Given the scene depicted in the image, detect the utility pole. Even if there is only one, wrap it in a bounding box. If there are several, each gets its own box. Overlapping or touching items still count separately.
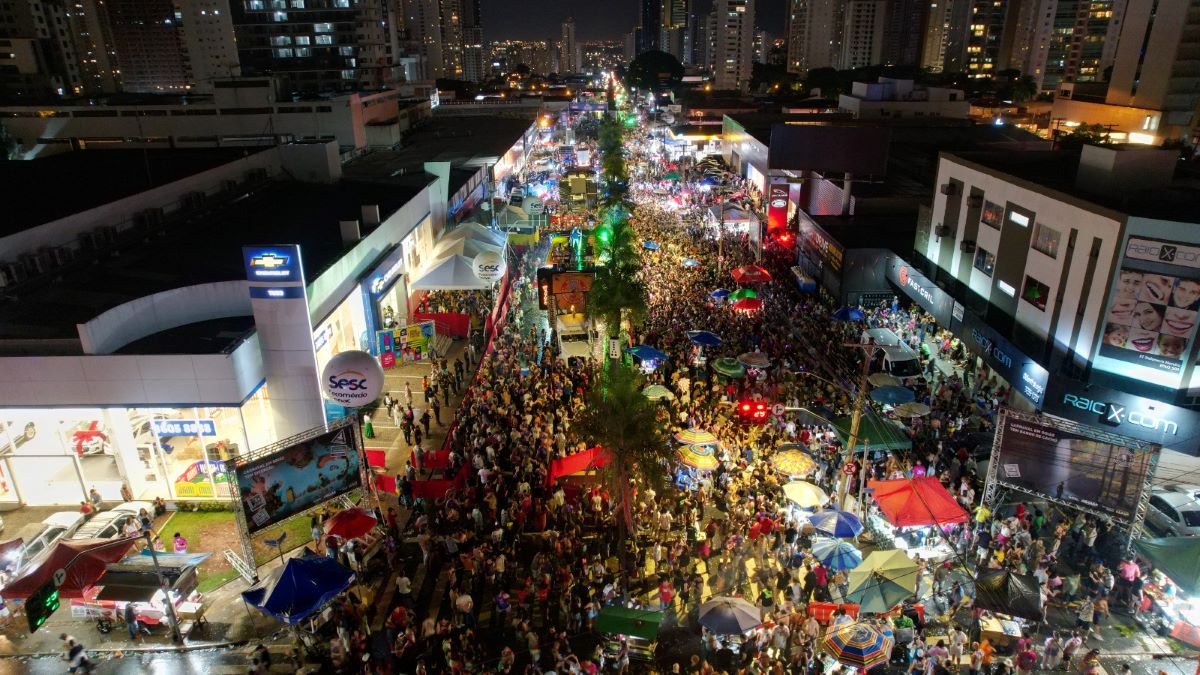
[838,340,880,510]
[143,531,184,643]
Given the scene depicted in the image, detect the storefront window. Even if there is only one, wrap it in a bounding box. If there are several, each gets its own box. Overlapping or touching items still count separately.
[1031,222,1061,258]
[973,247,996,276]
[128,406,251,500]
[0,410,123,506]
[1022,275,1050,311]
[313,291,370,376]
[980,201,1003,228]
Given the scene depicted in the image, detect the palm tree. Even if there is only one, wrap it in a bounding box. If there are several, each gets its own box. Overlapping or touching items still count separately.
[573,365,672,580]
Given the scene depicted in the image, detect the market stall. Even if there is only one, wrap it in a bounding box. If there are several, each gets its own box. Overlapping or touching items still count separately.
[73,553,208,636]
[1133,536,1200,645]
[595,606,662,663]
[864,478,968,560]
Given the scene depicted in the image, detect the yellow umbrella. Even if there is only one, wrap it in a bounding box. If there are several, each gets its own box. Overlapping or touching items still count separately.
[677,445,720,471]
[846,550,920,613]
[772,450,817,477]
[782,481,828,508]
[675,428,719,445]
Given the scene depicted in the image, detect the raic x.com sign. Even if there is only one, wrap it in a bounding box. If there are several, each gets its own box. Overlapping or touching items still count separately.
[1043,379,1200,450]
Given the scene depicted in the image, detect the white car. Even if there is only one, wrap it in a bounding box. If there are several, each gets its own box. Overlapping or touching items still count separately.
[10,512,87,572]
[71,501,153,541]
[1146,488,1200,536]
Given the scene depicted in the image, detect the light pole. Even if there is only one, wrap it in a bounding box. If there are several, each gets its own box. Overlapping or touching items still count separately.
[142,530,183,643]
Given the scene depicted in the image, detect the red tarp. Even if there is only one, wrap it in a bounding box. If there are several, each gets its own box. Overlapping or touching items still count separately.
[375,474,396,495]
[420,449,451,471]
[547,447,612,486]
[365,450,386,468]
[3,537,136,599]
[867,477,968,527]
[413,312,470,338]
[410,463,470,500]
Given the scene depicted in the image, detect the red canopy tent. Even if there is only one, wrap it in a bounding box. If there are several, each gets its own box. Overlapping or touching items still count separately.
[2,537,136,599]
[867,478,968,527]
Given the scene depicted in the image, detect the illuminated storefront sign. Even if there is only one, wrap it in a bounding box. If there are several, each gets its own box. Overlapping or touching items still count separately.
[1043,379,1200,450]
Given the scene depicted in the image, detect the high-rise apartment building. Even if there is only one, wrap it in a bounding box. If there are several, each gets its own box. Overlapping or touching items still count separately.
[840,0,887,69]
[944,0,1026,76]
[104,0,238,94]
[461,0,485,82]
[561,18,578,72]
[920,0,957,71]
[786,0,845,74]
[753,29,770,63]
[1021,0,1121,91]
[232,0,399,94]
[402,0,444,80]
[881,0,928,66]
[106,0,191,93]
[712,0,754,91]
[1104,0,1200,138]
[639,0,662,53]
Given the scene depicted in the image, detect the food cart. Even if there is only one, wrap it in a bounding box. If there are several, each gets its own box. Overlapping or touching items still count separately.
[69,553,207,636]
[1133,537,1200,646]
[594,606,662,667]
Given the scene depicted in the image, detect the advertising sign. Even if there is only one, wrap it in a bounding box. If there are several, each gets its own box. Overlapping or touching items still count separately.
[1097,237,1200,386]
[767,183,789,233]
[1043,379,1200,451]
[958,312,1048,408]
[886,256,955,327]
[798,218,844,273]
[321,350,385,408]
[152,419,217,437]
[242,246,302,283]
[233,426,362,533]
[995,417,1152,521]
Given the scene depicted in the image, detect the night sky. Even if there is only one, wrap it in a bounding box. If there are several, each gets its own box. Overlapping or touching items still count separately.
[483,0,788,42]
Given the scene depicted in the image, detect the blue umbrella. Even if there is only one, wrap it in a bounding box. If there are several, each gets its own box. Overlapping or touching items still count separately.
[682,258,701,268]
[870,386,916,406]
[687,330,724,347]
[643,240,661,250]
[710,288,732,299]
[699,176,719,187]
[811,537,864,571]
[809,508,865,538]
[627,344,669,363]
[832,307,866,322]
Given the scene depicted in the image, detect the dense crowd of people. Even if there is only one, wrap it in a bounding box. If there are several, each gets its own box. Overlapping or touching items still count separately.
[292,108,1153,675]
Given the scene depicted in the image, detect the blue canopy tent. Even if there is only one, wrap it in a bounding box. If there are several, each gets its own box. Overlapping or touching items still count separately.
[242,554,355,625]
[687,330,724,347]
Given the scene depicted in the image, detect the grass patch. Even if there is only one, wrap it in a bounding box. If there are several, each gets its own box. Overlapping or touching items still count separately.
[157,511,241,593]
[196,568,240,594]
[250,515,315,566]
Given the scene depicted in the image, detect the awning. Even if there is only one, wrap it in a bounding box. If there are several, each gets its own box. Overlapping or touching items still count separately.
[1134,537,1200,595]
[431,236,502,261]
[441,222,507,248]
[594,606,663,640]
[94,566,198,602]
[831,412,912,452]
[867,477,969,527]
[410,255,492,291]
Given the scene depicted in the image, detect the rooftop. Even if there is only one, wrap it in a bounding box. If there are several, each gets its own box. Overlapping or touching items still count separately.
[0,178,426,343]
[811,213,921,259]
[948,149,1200,222]
[342,113,535,192]
[0,148,267,234]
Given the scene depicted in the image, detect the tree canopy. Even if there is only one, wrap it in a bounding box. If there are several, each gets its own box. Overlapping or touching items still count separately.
[626,50,684,92]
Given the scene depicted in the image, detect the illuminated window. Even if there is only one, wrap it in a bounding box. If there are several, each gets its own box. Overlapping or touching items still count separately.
[973,247,996,276]
[1031,223,1061,258]
[1022,276,1050,311]
[980,200,1003,228]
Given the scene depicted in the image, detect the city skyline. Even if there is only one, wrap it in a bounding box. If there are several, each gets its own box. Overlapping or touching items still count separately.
[484,0,790,41]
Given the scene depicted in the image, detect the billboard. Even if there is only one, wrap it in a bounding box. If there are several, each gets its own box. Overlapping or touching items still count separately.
[995,417,1152,521]
[233,426,363,533]
[767,125,891,174]
[1096,237,1200,387]
[1042,378,1200,451]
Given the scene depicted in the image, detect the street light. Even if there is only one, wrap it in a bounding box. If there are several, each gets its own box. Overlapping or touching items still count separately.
[142,530,184,643]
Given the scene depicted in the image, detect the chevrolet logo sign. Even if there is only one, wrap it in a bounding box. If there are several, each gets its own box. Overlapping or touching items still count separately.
[250,253,289,269]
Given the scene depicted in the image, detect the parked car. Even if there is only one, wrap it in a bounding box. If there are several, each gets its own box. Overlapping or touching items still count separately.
[10,511,87,572]
[70,501,153,541]
[1146,488,1200,536]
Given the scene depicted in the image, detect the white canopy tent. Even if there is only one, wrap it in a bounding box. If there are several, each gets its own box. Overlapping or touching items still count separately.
[441,222,507,248]
[431,236,503,261]
[409,255,492,291]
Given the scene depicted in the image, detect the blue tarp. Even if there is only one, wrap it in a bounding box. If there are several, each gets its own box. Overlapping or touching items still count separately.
[242,554,355,625]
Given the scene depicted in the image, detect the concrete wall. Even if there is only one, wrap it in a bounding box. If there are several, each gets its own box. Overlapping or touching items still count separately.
[77,281,251,355]
[926,154,1126,365]
[0,335,264,407]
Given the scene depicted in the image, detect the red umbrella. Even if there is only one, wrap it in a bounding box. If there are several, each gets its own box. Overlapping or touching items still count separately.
[2,537,136,599]
[731,265,772,284]
[323,508,378,540]
[732,297,763,312]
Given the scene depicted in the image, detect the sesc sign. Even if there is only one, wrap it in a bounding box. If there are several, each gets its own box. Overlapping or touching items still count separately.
[321,350,385,408]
